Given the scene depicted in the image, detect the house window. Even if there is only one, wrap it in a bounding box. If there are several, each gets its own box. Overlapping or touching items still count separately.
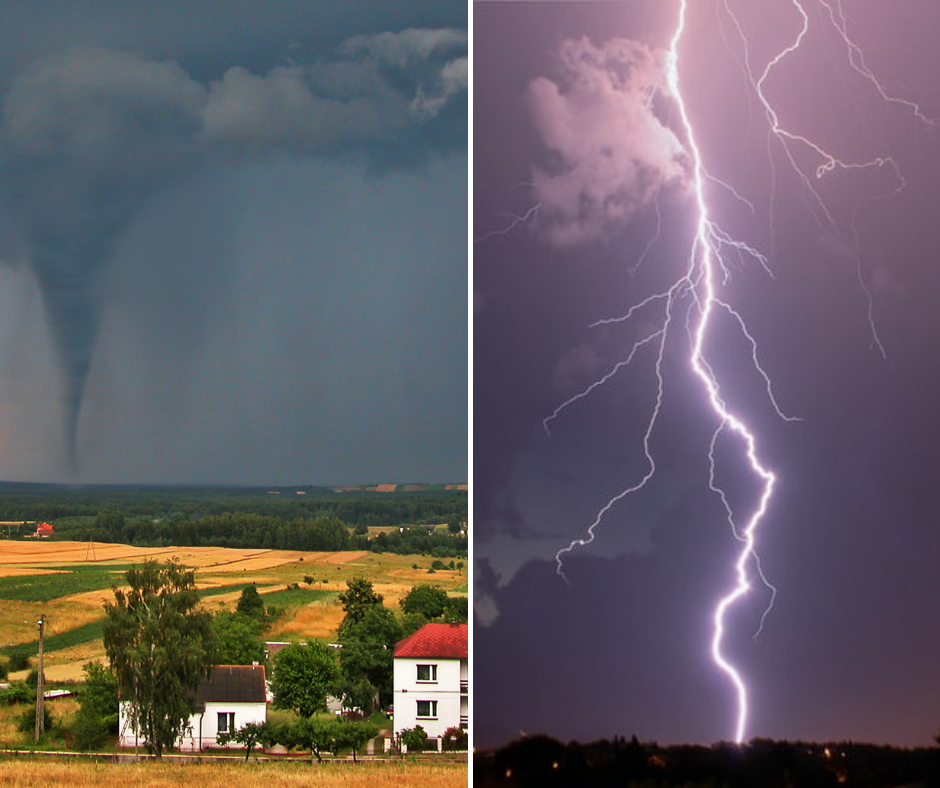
[416,664,437,682]
[218,712,236,733]
[416,700,438,719]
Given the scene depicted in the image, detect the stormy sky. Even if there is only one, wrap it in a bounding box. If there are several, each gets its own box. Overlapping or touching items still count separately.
[0,0,467,485]
[475,0,940,747]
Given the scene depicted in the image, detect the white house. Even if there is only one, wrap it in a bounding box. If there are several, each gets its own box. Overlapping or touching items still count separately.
[393,622,468,741]
[119,664,267,751]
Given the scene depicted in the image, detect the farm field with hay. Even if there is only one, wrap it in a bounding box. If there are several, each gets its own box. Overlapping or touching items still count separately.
[0,757,468,788]
[0,540,466,684]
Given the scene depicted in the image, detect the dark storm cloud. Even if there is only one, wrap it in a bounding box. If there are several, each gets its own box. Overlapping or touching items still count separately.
[0,2,466,484]
[0,20,466,473]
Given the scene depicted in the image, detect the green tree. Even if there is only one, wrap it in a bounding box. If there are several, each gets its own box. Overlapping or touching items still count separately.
[337,676,377,716]
[337,577,383,626]
[217,721,269,760]
[235,585,265,618]
[400,585,448,619]
[212,611,265,665]
[442,596,469,624]
[71,660,119,750]
[399,611,428,638]
[338,605,402,696]
[71,709,108,751]
[291,716,340,762]
[331,718,380,762]
[103,560,216,759]
[95,508,125,535]
[270,641,339,718]
[447,519,461,534]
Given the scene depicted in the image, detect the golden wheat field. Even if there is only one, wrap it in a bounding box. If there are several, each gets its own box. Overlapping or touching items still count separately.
[0,540,467,683]
[0,758,468,788]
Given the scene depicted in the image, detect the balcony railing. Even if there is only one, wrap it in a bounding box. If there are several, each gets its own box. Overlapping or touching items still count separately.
[460,715,468,728]
[460,680,468,694]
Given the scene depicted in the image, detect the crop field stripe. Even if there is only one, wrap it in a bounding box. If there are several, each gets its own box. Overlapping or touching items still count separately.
[0,571,126,603]
[255,588,338,607]
[197,583,262,599]
[1,618,105,657]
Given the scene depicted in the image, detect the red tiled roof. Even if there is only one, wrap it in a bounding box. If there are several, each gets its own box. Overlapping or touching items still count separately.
[36,523,54,533]
[394,623,467,659]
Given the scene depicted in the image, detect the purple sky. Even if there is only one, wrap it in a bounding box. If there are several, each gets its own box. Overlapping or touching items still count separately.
[474,0,940,747]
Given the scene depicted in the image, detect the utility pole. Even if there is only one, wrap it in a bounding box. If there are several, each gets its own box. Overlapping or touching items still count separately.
[34,614,45,743]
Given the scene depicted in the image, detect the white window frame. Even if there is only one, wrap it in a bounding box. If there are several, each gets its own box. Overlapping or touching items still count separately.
[218,711,236,733]
[416,700,438,719]
[416,663,438,683]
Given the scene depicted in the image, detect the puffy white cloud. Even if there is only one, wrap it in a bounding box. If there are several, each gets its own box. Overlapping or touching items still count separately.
[411,56,468,120]
[202,29,467,151]
[338,27,467,68]
[527,36,687,246]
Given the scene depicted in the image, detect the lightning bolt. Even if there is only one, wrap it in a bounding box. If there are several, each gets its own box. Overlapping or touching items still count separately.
[549,0,933,744]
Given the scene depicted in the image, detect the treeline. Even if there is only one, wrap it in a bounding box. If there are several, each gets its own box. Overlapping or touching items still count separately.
[51,511,467,557]
[0,485,466,529]
[475,735,940,787]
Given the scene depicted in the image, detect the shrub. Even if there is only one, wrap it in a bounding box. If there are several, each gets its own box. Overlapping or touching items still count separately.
[70,708,108,750]
[0,682,32,705]
[17,704,53,736]
[8,651,31,672]
[398,725,427,753]
[442,725,467,751]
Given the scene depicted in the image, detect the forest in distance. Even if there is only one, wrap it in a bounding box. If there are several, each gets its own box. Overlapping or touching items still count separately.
[476,734,940,787]
[0,483,467,557]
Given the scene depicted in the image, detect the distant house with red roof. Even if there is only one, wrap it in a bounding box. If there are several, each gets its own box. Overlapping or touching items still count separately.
[393,622,468,741]
[35,523,54,538]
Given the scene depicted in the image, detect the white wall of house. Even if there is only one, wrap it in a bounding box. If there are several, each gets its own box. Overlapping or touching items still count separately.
[119,700,266,751]
[393,656,467,739]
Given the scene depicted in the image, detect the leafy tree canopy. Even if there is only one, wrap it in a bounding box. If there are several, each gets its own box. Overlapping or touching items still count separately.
[337,577,383,626]
[400,585,449,619]
[337,676,377,716]
[71,660,120,751]
[270,640,339,718]
[338,605,402,694]
[103,560,216,758]
[217,721,268,760]
[235,585,265,619]
[212,611,265,665]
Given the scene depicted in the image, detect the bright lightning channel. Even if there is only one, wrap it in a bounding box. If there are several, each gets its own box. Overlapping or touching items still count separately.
[553,0,782,744]
[551,0,933,744]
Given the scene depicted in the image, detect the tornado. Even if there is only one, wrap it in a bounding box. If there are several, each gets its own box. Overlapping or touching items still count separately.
[0,48,207,471]
[0,36,466,473]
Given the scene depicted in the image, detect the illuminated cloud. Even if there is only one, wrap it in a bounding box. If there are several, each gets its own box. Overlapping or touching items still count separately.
[526,36,687,246]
